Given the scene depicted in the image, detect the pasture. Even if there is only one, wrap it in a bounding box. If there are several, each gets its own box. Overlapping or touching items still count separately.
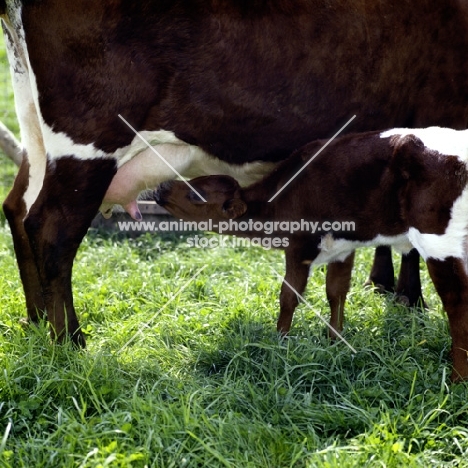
[1,33,468,468]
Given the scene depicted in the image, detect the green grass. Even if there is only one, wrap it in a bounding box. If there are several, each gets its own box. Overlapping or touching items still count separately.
[1,27,468,468]
[0,227,467,467]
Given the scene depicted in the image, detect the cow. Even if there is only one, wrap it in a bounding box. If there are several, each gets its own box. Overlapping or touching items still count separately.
[1,1,468,348]
[154,127,468,381]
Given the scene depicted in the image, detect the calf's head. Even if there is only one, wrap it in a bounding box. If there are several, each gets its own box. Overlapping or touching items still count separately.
[154,175,248,222]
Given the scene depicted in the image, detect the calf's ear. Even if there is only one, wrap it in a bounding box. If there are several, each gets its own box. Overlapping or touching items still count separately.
[221,198,247,219]
[391,134,426,180]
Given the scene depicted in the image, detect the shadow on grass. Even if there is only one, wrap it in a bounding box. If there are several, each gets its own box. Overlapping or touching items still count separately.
[4,302,468,467]
[193,290,453,393]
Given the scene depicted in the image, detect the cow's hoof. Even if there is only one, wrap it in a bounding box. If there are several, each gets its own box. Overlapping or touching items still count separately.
[395,294,410,307]
[71,330,87,349]
[364,280,391,295]
[54,327,86,349]
[375,282,389,294]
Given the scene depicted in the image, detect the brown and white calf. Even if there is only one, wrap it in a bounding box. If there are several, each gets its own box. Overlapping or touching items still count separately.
[2,1,468,346]
[154,127,468,382]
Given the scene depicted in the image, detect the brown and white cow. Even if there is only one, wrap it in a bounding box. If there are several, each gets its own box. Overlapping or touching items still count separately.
[154,127,468,381]
[1,1,468,347]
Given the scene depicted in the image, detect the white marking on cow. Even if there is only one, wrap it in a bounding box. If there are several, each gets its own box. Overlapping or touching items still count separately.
[313,233,413,266]
[380,127,468,161]
[116,129,185,167]
[43,120,275,185]
[39,119,184,164]
[42,126,108,161]
[408,186,468,262]
[2,12,47,215]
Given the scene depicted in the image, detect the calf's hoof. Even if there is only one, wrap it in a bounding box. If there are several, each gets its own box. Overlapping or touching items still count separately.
[395,293,427,309]
[451,368,468,383]
[450,347,468,383]
[327,329,340,342]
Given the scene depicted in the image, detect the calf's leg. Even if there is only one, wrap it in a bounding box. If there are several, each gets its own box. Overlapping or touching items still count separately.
[396,249,426,307]
[368,246,395,293]
[426,257,468,382]
[326,252,354,340]
[277,249,311,334]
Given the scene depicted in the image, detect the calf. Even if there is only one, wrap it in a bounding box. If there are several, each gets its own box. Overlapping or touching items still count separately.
[154,127,468,382]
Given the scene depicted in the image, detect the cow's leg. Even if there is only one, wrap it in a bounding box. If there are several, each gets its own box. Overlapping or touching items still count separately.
[367,247,425,307]
[19,157,116,346]
[425,257,468,382]
[367,246,395,293]
[3,158,45,322]
[396,248,426,307]
[326,252,354,340]
[277,249,311,335]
